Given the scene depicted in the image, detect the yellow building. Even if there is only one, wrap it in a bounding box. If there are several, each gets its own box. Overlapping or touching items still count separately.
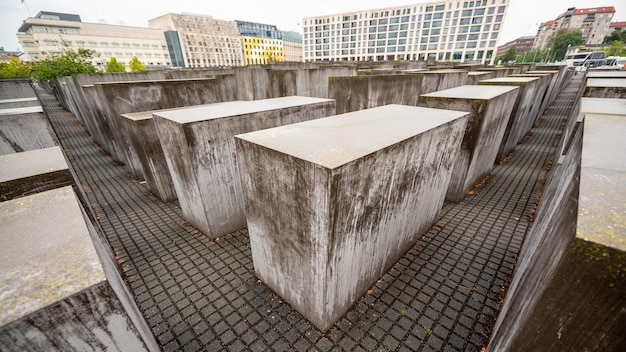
[243,37,284,65]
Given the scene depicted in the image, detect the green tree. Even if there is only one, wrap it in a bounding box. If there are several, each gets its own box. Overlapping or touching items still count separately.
[32,47,97,87]
[603,28,626,45]
[129,56,146,71]
[500,46,517,63]
[516,48,548,63]
[546,28,584,61]
[602,40,626,57]
[0,56,33,78]
[105,57,126,72]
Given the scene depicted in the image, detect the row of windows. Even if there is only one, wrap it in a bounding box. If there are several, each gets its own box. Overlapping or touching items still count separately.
[308,48,495,60]
[309,38,497,51]
[37,26,80,35]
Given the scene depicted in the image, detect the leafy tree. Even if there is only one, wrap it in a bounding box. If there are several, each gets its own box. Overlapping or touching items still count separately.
[602,40,626,57]
[546,28,584,61]
[32,47,97,87]
[105,57,126,72]
[515,48,548,63]
[603,28,626,45]
[0,56,33,78]
[500,46,517,63]
[129,56,146,71]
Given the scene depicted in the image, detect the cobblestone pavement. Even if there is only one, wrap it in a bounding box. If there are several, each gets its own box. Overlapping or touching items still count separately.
[35,73,583,351]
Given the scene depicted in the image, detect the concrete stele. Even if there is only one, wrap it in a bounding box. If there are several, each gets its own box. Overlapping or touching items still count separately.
[478,76,542,161]
[421,85,520,202]
[153,96,336,238]
[0,186,106,326]
[235,104,469,331]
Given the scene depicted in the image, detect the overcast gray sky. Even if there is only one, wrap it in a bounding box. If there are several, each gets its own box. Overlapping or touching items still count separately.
[0,0,621,52]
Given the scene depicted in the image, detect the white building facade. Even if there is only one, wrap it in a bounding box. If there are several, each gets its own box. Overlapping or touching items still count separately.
[17,11,172,69]
[302,0,510,64]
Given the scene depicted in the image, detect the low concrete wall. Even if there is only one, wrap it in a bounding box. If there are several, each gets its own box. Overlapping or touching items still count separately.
[154,97,336,238]
[235,105,469,332]
[0,107,58,155]
[467,71,495,85]
[0,98,40,109]
[478,76,544,161]
[0,79,36,100]
[420,85,519,202]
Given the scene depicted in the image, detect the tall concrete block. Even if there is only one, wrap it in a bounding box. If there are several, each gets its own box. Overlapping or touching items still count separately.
[270,69,297,97]
[477,66,522,78]
[295,65,358,98]
[93,78,224,178]
[0,147,73,201]
[587,71,626,79]
[509,71,556,118]
[584,78,626,98]
[411,69,469,92]
[478,76,543,161]
[154,96,336,238]
[421,85,519,202]
[467,71,495,85]
[235,105,469,331]
[0,107,58,155]
[328,75,423,114]
[0,187,156,351]
[489,112,626,351]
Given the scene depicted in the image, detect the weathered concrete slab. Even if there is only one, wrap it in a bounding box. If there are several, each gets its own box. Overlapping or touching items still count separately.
[0,147,73,201]
[0,109,58,155]
[0,79,36,100]
[0,186,152,351]
[154,96,336,238]
[492,112,626,351]
[0,186,106,325]
[510,71,558,117]
[478,76,543,161]
[581,97,626,115]
[0,98,40,109]
[584,78,626,98]
[328,69,468,115]
[586,71,626,78]
[121,104,227,202]
[93,78,224,178]
[235,104,469,332]
[467,71,495,85]
[477,66,522,78]
[421,85,519,202]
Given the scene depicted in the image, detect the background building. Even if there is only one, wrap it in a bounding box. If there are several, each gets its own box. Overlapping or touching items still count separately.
[17,11,171,69]
[302,0,510,64]
[236,21,283,65]
[609,21,626,32]
[282,31,303,62]
[534,6,616,49]
[149,13,245,68]
[496,35,534,57]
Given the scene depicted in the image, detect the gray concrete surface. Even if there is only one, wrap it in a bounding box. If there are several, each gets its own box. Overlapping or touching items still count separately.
[0,79,37,100]
[420,85,519,202]
[0,98,40,109]
[0,109,58,155]
[478,76,544,162]
[0,146,73,201]
[154,96,336,238]
[584,78,626,98]
[235,105,469,332]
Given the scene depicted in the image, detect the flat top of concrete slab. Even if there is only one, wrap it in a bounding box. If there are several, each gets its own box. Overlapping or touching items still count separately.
[587,71,626,78]
[235,104,468,169]
[122,103,239,121]
[0,105,43,116]
[421,85,518,100]
[577,113,626,251]
[581,97,626,115]
[418,69,467,74]
[467,72,492,76]
[0,146,68,183]
[525,70,558,74]
[0,186,106,326]
[154,96,334,124]
[0,97,39,104]
[478,76,539,85]
[586,78,626,88]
